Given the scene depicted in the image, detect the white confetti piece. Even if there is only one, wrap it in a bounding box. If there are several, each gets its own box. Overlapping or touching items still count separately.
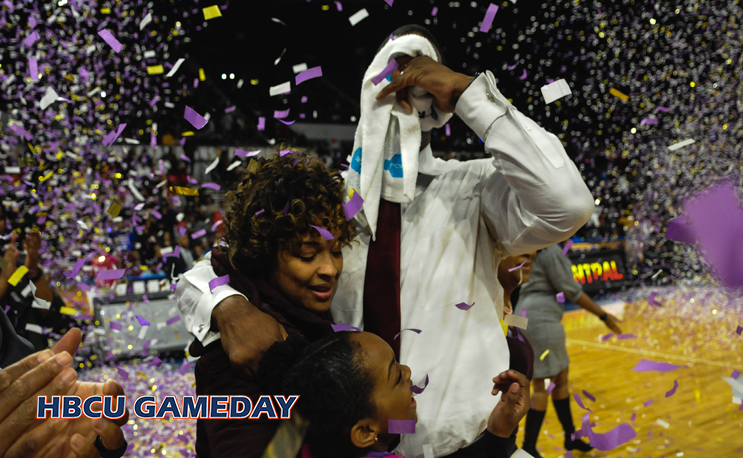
[292,63,308,74]
[656,419,670,429]
[39,87,60,109]
[504,314,528,330]
[138,326,148,340]
[540,79,572,104]
[349,8,369,26]
[269,81,291,96]
[226,160,242,171]
[205,157,220,175]
[139,12,152,30]
[165,58,185,78]
[143,50,156,58]
[667,139,696,151]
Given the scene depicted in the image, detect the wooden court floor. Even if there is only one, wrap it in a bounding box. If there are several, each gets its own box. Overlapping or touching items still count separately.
[513,292,743,458]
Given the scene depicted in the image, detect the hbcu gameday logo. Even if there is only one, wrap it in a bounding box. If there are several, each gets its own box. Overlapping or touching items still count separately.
[37,395,299,419]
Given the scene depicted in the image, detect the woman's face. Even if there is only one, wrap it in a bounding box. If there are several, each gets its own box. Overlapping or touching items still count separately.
[498,251,537,287]
[269,230,343,314]
[352,332,417,444]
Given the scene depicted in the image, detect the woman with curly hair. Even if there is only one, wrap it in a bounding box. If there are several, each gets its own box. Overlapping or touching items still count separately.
[178,151,355,458]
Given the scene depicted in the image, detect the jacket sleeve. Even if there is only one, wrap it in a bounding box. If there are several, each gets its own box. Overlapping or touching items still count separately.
[455,71,595,256]
[176,252,247,345]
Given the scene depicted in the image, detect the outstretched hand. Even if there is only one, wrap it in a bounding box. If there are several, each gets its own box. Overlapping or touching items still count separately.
[488,370,530,438]
[604,313,623,334]
[375,56,474,113]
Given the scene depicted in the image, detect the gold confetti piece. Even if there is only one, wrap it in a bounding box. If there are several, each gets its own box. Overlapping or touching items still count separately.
[609,88,629,100]
[101,7,111,14]
[107,201,122,217]
[202,5,222,20]
[39,171,53,182]
[181,131,195,137]
[539,349,550,360]
[500,319,508,336]
[169,186,199,196]
[199,68,205,81]
[60,306,77,316]
[147,65,164,75]
[247,160,259,174]
[8,266,29,287]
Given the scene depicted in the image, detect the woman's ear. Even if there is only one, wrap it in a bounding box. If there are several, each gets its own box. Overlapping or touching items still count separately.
[350,418,379,449]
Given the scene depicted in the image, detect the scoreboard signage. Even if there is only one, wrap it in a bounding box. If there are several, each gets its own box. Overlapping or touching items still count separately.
[568,249,629,295]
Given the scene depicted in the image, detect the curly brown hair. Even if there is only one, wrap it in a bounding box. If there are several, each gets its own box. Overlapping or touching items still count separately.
[221,151,355,277]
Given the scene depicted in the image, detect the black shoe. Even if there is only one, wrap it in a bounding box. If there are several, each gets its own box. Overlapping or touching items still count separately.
[521,445,543,458]
[565,438,594,452]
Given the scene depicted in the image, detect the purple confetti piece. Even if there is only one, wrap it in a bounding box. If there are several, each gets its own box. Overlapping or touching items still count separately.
[278,119,295,125]
[617,333,637,340]
[632,359,687,372]
[562,239,574,255]
[103,123,126,147]
[601,332,614,342]
[23,30,40,47]
[28,57,38,81]
[411,374,429,394]
[310,225,334,241]
[211,220,223,232]
[343,192,364,220]
[142,295,149,303]
[274,109,290,119]
[565,453,572,458]
[143,340,152,353]
[117,367,129,381]
[372,59,399,86]
[445,124,451,136]
[184,106,208,129]
[208,275,230,293]
[737,325,743,335]
[640,118,659,125]
[518,69,528,80]
[235,149,261,157]
[166,315,181,326]
[665,380,679,398]
[655,106,670,112]
[201,182,221,190]
[508,260,527,272]
[64,259,86,279]
[574,393,592,411]
[520,307,527,318]
[151,356,163,368]
[335,1,342,11]
[283,201,290,214]
[97,29,123,53]
[479,3,499,32]
[643,399,654,407]
[666,215,698,244]
[191,229,207,239]
[731,369,741,380]
[9,124,32,140]
[77,282,92,292]
[295,66,323,85]
[4,306,10,315]
[582,390,596,402]
[388,419,415,434]
[631,412,636,422]
[684,181,743,286]
[150,210,162,219]
[301,96,308,103]
[581,412,637,451]
[455,301,475,311]
[648,292,657,307]
[394,328,422,340]
[135,315,150,326]
[255,209,265,216]
[96,269,126,281]
[546,381,556,395]
[110,322,122,331]
[279,150,295,156]
[332,323,361,332]
[556,292,565,303]
[431,6,438,16]
[257,117,265,131]
[383,0,394,6]
[225,106,236,113]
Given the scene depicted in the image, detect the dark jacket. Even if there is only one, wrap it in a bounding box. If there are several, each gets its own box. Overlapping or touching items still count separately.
[190,250,333,458]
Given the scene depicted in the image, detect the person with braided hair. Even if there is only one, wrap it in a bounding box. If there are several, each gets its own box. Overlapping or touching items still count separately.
[178,151,356,457]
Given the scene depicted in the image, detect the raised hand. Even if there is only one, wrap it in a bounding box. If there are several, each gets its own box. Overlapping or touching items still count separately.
[488,370,530,438]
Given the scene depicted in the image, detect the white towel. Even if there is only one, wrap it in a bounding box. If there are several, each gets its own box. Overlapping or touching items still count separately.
[346,34,452,240]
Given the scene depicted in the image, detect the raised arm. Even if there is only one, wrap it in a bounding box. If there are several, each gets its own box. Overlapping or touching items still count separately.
[176,254,287,377]
[458,73,594,255]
